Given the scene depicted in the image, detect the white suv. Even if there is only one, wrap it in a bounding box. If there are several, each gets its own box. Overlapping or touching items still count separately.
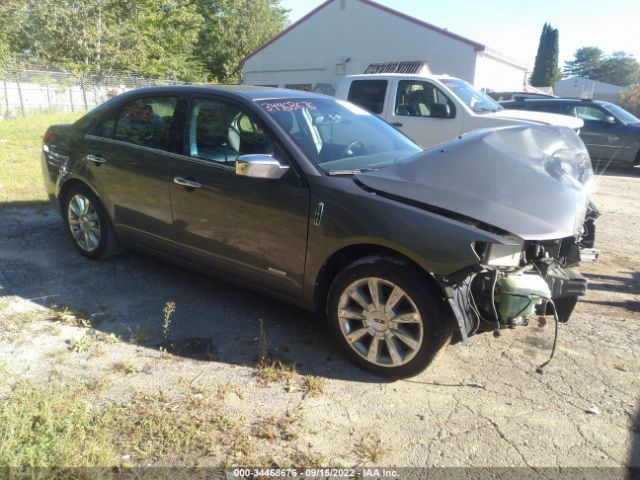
[335,74,583,149]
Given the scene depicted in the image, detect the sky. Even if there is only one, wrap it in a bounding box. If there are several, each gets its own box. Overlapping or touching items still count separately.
[278,0,640,68]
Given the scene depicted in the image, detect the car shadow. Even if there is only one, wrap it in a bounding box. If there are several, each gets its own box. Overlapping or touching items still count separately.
[593,164,640,178]
[583,272,640,295]
[0,202,390,383]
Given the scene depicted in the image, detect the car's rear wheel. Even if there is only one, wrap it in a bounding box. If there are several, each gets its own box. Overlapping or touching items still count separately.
[327,259,449,378]
[64,184,121,260]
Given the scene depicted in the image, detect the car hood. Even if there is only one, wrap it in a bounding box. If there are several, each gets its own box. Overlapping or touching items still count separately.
[356,125,595,240]
[490,109,584,130]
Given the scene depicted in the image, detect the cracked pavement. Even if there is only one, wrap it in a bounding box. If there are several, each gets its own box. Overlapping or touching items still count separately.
[0,169,639,468]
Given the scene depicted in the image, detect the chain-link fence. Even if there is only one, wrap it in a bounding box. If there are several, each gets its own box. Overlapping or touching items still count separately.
[0,68,189,119]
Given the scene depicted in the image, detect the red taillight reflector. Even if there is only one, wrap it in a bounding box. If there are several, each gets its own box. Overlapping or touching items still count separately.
[42,130,53,144]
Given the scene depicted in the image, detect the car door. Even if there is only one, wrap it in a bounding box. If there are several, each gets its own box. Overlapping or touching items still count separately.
[169,96,310,297]
[385,79,462,148]
[84,95,180,253]
[571,105,625,163]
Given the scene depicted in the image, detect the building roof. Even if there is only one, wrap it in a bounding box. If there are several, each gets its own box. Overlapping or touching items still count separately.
[240,0,487,66]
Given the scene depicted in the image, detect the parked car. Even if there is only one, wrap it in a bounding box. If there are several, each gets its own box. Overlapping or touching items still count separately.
[500,98,640,168]
[334,74,583,148]
[487,91,556,102]
[42,86,595,378]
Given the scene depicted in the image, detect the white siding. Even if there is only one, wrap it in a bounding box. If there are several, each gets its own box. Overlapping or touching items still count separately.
[555,76,628,102]
[243,0,478,89]
[473,52,528,91]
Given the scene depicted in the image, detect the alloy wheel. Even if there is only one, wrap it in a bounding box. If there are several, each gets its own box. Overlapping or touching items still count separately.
[67,194,101,252]
[337,277,424,367]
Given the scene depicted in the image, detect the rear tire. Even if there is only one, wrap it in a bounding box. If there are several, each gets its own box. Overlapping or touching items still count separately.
[326,258,450,379]
[63,184,121,260]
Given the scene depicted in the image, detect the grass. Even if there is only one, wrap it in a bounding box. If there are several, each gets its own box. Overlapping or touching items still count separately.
[301,375,326,398]
[0,111,83,204]
[353,431,385,465]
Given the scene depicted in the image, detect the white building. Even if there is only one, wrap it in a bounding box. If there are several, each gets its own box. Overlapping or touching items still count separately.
[554,76,629,103]
[241,0,528,93]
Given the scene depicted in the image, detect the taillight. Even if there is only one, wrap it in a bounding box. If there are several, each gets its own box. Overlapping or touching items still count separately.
[42,130,53,144]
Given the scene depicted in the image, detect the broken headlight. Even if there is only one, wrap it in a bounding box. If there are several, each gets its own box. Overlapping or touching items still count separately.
[482,237,525,267]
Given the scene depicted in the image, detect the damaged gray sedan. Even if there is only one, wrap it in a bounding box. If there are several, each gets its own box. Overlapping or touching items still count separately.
[42,87,597,378]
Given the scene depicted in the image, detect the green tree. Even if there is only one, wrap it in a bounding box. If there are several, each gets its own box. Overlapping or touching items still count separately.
[563,47,604,79]
[597,51,640,86]
[619,85,640,117]
[1,0,288,82]
[195,0,289,83]
[530,23,561,87]
[0,0,28,71]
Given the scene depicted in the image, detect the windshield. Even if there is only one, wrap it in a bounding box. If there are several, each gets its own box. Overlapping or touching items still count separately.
[439,78,503,113]
[258,98,422,173]
[603,103,640,125]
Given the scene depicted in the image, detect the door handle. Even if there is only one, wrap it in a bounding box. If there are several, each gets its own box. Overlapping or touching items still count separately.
[173,177,202,189]
[391,122,403,127]
[86,154,106,164]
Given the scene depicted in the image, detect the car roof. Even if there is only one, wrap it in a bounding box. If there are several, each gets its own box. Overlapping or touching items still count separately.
[512,97,611,106]
[345,73,454,81]
[115,84,330,102]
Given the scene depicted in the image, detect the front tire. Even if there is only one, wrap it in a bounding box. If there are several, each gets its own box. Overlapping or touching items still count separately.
[63,184,121,260]
[327,259,450,379]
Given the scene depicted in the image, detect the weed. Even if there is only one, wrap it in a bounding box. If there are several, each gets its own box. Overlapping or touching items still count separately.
[49,304,92,328]
[217,383,245,400]
[353,431,385,465]
[0,382,117,467]
[254,319,297,385]
[258,318,268,363]
[254,414,299,442]
[68,331,118,353]
[301,375,326,398]
[69,334,95,353]
[111,361,139,375]
[128,327,153,345]
[162,301,176,342]
[255,359,297,385]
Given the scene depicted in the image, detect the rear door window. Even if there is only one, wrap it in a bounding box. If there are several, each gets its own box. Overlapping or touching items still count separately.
[93,96,178,151]
[347,80,388,114]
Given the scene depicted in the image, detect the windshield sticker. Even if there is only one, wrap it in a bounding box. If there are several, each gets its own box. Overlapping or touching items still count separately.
[260,101,316,112]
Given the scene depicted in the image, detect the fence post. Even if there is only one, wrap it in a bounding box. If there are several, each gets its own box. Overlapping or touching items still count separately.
[46,85,52,110]
[2,79,9,118]
[80,75,88,110]
[16,71,25,116]
[69,86,74,112]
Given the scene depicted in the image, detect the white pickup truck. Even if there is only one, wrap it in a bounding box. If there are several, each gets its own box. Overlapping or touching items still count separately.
[335,74,583,148]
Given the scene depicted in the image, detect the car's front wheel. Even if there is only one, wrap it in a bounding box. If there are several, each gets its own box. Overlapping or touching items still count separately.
[327,258,450,378]
[63,184,121,260]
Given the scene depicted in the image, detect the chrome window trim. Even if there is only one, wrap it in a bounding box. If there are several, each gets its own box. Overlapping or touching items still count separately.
[84,134,235,172]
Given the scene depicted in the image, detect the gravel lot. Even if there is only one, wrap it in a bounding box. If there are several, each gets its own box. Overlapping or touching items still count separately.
[0,169,639,470]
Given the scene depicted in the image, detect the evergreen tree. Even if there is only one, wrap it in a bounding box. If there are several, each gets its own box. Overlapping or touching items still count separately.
[530,23,561,87]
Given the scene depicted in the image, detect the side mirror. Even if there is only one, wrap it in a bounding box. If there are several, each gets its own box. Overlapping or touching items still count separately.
[235,154,289,179]
[603,115,616,125]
